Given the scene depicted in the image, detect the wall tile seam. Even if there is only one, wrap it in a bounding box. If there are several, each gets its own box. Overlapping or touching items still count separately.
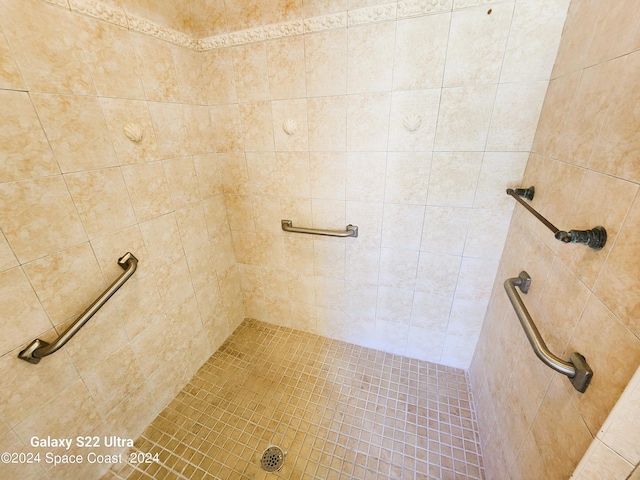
[489,354,556,478]
[516,151,640,192]
[0,89,219,109]
[594,372,640,467]
[37,0,476,52]
[550,49,636,82]
[573,438,637,479]
[0,199,220,343]
[510,207,640,343]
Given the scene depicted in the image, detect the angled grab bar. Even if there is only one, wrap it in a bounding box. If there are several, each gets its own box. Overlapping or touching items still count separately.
[506,187,607,250]
[18,252,138,364]
[504,271,593,393]
[281,219,358,238]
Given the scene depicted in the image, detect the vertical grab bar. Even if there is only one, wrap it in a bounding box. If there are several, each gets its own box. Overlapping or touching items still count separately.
[504,271,593,393]
[18,252,138,364]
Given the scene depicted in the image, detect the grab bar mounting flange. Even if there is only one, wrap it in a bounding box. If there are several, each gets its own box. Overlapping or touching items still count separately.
[513,270,531,294]
[18,252,138,364]
[568,352,593,393]
[504,271,593,393]
[281,219,358,238]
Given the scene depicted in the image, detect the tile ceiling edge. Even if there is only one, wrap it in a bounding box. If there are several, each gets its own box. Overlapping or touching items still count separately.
[41,0,454,51]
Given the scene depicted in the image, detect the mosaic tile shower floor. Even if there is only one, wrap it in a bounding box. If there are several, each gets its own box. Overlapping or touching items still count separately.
[104,319,484,479]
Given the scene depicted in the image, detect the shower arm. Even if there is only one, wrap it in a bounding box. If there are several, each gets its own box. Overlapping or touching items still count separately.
[504,271,593,393]
[506,187,607,250]
[18,252,138,364]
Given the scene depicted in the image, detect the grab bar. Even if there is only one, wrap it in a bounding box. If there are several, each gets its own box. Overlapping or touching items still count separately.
[506,187,606,250]
[504,271,593,393]
[18,252,138,364]
[281,219,358,238]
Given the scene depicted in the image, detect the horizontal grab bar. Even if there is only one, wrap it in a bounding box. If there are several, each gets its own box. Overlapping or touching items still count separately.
[281,219,358,238]
[18,252,138,364]
[504,271,593,393]
[506,187,607,250]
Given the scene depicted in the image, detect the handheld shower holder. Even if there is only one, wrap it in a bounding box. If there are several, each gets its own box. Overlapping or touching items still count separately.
[554,226,607,250]
[508,186,607,250]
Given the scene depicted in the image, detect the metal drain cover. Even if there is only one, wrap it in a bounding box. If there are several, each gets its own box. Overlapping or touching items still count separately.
[260,446,285,472]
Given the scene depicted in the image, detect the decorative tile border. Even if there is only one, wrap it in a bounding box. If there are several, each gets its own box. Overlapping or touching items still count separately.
[68,0,127,28]
[57,0,459,51]
[303,12,348,34]
[348,3,397,27]
[42,0,70,8]
[226,27,266,46]
[197,35,230,50]
[127,14,197,49]
[264,20,305,40]
[398,0,452,18]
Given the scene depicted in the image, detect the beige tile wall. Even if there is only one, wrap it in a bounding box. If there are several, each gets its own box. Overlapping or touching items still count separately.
[0,0,580,477]
[469,0,640,478]
[0,0,243,478]
[572,364,640,480]
[219,0,569,369]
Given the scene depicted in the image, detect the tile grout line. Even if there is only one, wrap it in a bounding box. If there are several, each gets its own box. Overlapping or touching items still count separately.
[105,318,485,479]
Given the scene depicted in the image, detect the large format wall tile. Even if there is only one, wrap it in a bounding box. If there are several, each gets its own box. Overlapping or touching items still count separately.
[434,85,496,151]
[392,13,449,90]
[304,29,348,97]
[0,268,51,356]
[31,93,119,173]
[22,243,107,327]
[0,90,59,183]
[589,50,640,184]
[0,176,88,263]
[347,22,395,94]
[443,3,513,87]
[266,35,306,100]
[0,0,583,476]
[470,1,640,477]
[76,15,145,99]
[65,168,138,239]
[0,30,23,90]
[0,0,95,95]
[500,0,570,83]
[0,5,242,479]
[132,32,180,102]
[595,192,640,337]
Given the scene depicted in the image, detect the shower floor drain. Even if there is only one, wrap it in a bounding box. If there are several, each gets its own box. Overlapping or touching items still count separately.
[260,446,285,472]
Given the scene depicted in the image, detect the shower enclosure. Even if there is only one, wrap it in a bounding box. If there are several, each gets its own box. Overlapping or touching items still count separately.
[1,0,639,478]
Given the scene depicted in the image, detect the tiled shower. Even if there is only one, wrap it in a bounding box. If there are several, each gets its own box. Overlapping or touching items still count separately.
[1,0,639,478]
